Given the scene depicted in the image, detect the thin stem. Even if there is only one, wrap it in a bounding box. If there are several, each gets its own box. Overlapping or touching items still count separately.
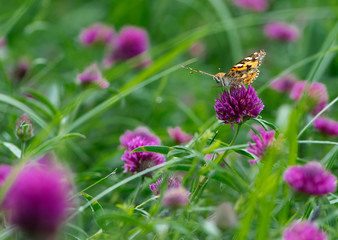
[190,124,242,203]
[131,177,144,206]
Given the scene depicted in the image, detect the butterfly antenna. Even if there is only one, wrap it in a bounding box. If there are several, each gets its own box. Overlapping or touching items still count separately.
[181,65,215,77]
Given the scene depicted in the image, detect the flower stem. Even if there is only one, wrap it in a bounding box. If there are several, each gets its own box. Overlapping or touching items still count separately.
[131,177,144,206]
[190,124,242,203]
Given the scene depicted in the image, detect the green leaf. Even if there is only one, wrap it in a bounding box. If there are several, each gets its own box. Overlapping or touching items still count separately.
[234,149,255,159]
[0,142,21,158]
[131,145,173,154]
[0,94,47,128]
[0,0,34,37]
[80,193,104,213]
[23,89,58,115]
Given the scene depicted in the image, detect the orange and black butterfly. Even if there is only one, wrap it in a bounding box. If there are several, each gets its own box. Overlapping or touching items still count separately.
[182,50,266,87]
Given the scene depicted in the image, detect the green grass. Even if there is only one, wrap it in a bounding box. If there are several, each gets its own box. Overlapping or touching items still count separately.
[0,0,337,239]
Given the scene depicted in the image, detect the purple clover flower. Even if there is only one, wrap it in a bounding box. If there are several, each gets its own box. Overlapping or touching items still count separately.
[121,136,165,174]
[13,60,29,82]
[290,81,328,115]
[77,64,109,88]
[79,23,115,46]
[233,0,268,12]
[120,126,160,149]
[149,176,181,195]
[2,160,73,238]
[189,41,206,59]
[283,221,328,240]
[313,117,338,136]
[270,74,298,93]
[162,187,190,209]
[264,22,300,42]
[167,126,193,145]
[284,161,336,196]
[0,164,12,186]
[247,129,275,164]
[104,26,150,67]
[214,85,264,130]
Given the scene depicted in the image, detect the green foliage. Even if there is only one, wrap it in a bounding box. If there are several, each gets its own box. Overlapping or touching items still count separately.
[0,0,337,239]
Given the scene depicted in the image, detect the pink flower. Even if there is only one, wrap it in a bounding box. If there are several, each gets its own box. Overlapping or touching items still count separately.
[104,26,150,67]
[149,176,181,195]
[189,41,206,58]
[247,129,275,164]
[264,22,300,42]
[270,75,298,93]
[283,221,327,240]
[120,126,160,149]
[121,136,165,174]
[215,85,264,130]
[233,0,268,12]
[168,126,193,144]
[79,23,115,46]
[0,164,12,186]
[13,60,29,82]
[77,64,109,88]
[313,117,338,136]
[290,81,328,115]
[284,161,336,196]
[2,159,73,238]
[162,187,190,209]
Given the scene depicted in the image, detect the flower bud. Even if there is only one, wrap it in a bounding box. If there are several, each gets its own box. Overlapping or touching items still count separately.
[15,114,34,142]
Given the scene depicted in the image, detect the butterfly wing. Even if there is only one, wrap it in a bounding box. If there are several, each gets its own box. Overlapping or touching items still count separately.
[223,50,266,85]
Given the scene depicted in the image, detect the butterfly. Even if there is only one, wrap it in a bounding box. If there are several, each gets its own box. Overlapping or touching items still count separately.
[182,50,266,87]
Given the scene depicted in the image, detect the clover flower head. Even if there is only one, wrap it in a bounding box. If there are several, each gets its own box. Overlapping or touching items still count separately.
[313,117,338,136]
[290,81,328,115]
[168,126,193,145]
[233,0,268,12]
[121,136,165,174]
[77,64,109,88]
[79,23,115,46]
[214,85,264,130]
[149,176,181,195]
[283,221,327,240]
[247,129,275,164]
[2,159,73,238]
[15,114,34,142]
[284,161,336,196]
[162,187,190,209]
[264,22,300,42]
[270,74,298,93]
[120,126,160,149]
[0,164,12,186]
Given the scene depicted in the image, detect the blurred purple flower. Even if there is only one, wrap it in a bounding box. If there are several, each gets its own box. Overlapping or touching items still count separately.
[149,176,181,195]
[284,161,336,196]
[211,202,238,230]
[2,160,73,238]
[13,60,29,82]
[189,41,206,59]
[168,126,193,145]
[0,164,12,186]
[77,64,109,88]
[270,74,298,93]
[290,81,328,115]
[214,85,264,130]
[104,26,150,67]
[121,136,165,174]
[0,37,5,48]
[162,187,190,209]
[205,152,228,167]
[79,23,115,46]
[264,22,300,42]
[313,117,338,136]
[120,126,160,149]
[233,0,268,12]
[283,221,327,240]
[247,129,275,164]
